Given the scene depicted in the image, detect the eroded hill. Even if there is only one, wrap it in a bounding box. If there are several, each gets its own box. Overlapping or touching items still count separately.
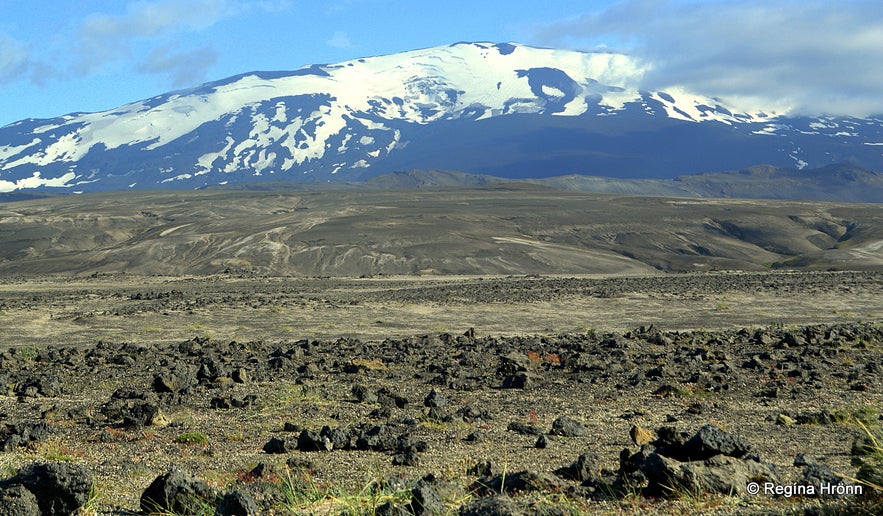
[0,185,881,276]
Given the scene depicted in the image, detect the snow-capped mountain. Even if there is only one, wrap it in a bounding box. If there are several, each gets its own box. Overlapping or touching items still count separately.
[2,42,883,193]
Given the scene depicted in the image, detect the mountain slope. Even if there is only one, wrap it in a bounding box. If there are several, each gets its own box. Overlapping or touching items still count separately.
[2,42,883,193]
[1,186,881,276]
[519,163,883,202]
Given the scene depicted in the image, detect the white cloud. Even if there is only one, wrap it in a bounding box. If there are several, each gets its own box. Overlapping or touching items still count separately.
[74,0,234,75]
[57,0,292,86]
[327,31,354,49]
[138,45,220,87]
[532,0,883,117]
[0,35,33,84]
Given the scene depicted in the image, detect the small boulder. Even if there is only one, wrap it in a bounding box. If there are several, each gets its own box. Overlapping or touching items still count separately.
[423,389,448,408]
[393,445,421,467]
[629,424,655,446]
[352,384,378,404]
[507,421,543,436]
[471,470,561,497]
[458,494,525,516]
[217,489,259,516]
[409,482,444,515]
[555,452,602,482]
[297,429,333,452]
[501,372,538,390]
[681,424,752,460]
[263,436,297,454]
[643,453,779,497]
[153,367,197,394]
[140,467,215,514]
[0,484,40,516]
[549,415,587,437]
[11,462,93,516]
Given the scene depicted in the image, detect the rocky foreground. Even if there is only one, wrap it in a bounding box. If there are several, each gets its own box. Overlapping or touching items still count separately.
[0,318,881,514]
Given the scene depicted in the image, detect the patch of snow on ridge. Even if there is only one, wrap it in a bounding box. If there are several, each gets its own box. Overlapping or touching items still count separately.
[649,88,778,125]
[0,138,41,162]
[0,171,76,192]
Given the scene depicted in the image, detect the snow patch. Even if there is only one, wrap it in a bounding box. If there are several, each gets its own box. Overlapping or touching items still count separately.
[0,138,41,162]
[0,171,76,192]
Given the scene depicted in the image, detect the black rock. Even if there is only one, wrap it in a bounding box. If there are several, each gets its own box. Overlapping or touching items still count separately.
[424,389,448,408]
[497,353,530,376]
[651,426,689,460]
[467,460,497,477]
[10,462,93,516]
[549,415,587,437]
[140,467,215,515]
[642,453,779,497]
[464,430,485,443]
[0,484,40,516]
[376,501,411,516]
[377,387,408,409]
[682,424,752,460]
[535,434,550,449]
[501,371,537,390]
[555,452,602,482]
[297,429,333,452]
[393,445,421,466]
[458,494,525,516]
[153,367,197,393]
[283,422,303,433]
[0,422,50,451]
[352,384,378,403]
[217,489,259,516]
[355,424,396,451]
[210,397,231,409]
[409,482,444,515]
[645,366,665,378]
[321,425,353,450]
[471,470,561,496]
[801,463,850,491]
[262,436,296,454]
[506,422,543,436]
[15,375,63,398]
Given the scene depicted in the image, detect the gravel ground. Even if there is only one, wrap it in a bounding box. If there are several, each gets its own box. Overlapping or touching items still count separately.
[0,271,880,514]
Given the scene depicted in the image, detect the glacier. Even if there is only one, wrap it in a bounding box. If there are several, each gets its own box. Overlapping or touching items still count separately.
[1,42,882,193]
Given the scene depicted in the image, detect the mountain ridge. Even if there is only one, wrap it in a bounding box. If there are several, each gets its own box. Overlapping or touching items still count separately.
[2,41,883,193]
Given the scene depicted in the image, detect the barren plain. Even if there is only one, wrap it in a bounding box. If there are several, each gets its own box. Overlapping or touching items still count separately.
[0,186,880,515]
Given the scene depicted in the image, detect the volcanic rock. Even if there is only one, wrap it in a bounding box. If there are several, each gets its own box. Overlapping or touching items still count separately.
[140,467,215,515]
[6,462,93,516]
[550,415,587,437]
[642,453,780,496]
[458,495,525,516]
[0,484,40,516]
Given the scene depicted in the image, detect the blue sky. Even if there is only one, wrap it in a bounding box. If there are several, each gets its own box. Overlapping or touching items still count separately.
[2,0,882,126]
